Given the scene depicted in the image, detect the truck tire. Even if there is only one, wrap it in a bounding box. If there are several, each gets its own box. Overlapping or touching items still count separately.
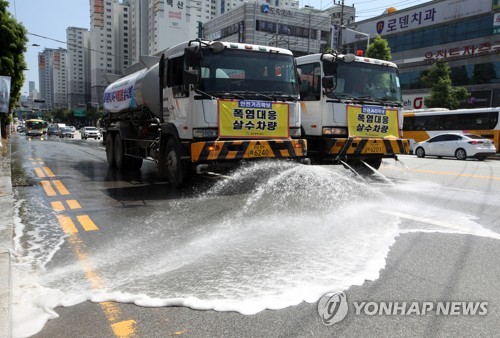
[106,133,116,168]
[114,134,126,169]
[165,137,184,187]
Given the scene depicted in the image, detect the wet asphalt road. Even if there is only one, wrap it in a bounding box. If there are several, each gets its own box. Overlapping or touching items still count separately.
[9,133,500,338]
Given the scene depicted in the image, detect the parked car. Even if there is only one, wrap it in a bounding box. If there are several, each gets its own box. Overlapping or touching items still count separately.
[59,127,74,138]
[80,126,101,140]
[47,126,59,136]
[414,133,497,160]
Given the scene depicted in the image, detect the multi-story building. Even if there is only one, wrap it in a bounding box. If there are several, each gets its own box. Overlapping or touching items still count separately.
[146,0,191,55]
[202,3,354,56]
[38,48,68,109]
[130,0,149,62]
[89,0,132,106]
[344,0,500,109]
[66,27,91,108]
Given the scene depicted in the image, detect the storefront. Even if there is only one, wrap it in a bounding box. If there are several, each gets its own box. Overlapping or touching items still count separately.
[344,0,500,108]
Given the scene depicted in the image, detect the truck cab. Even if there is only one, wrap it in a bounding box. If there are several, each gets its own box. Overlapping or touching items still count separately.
[296,52,410,170]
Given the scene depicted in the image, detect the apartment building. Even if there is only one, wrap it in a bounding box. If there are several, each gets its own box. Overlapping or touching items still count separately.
[38,48,68,109]
[66,27,91,108]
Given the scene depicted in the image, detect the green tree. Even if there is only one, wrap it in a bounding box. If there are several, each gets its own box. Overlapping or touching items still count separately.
[422,60,469,109]
[0,0,28,112]
[365,35,392,61]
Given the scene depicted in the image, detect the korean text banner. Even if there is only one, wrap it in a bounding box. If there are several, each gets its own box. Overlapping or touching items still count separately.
[219,100,289,138]
[347,105,400,138]
[0,76,12,113]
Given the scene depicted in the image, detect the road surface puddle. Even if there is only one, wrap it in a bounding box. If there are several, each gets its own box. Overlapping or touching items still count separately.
[11,160,500,337]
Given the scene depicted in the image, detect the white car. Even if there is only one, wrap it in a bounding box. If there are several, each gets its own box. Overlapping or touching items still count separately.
[80,126,101,140]
[414,133,497,161]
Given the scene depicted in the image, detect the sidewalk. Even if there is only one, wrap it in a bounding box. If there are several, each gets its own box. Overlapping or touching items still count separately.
[0,138,13,338]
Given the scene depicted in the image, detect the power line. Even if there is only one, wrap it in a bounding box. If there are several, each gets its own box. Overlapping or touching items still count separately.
[28,32,138,63]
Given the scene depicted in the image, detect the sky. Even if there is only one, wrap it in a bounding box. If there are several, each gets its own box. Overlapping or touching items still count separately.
[6,0,430,96]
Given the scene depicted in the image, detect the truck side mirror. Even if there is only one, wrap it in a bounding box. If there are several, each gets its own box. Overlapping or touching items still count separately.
[184,46,201,68]
[322,75,336,90]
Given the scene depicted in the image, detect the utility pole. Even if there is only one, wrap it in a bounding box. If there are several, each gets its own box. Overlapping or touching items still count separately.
[338,0,345,53]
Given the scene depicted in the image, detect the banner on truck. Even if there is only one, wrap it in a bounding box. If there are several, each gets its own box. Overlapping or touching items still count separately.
[219,99,289,138]
[347,105,400,138]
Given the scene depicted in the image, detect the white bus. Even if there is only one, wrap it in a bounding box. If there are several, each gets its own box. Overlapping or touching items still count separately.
[403,107,500,153]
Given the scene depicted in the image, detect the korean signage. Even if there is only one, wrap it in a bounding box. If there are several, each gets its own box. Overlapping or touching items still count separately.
[261,4,294,17]
[103,70,141,112]
[166,0,186,31]
[348,0,492,43]
[347,105,399,138]
[424,40,500,61]
[219,100,289,138]
[331,25,340,50]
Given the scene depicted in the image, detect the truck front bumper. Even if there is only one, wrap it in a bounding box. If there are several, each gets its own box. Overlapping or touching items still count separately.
[190,139,307,163]
[324,137,410,158]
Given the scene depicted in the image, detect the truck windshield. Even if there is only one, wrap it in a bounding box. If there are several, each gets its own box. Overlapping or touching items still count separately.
[199,49,299,97]
[326,62,402,102]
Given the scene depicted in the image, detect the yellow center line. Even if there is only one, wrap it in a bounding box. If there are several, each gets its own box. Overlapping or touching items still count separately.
[66,234,138,337]
[111,320,138,338]
[41,181,57,196]
[51,201,65,211]
[43,166,55,177]
[53,180,70,195]
[77,215,99,231]
[57,215,78,234]
[67,199,81,209]
[41,163,138,336]
[34,168,45,178]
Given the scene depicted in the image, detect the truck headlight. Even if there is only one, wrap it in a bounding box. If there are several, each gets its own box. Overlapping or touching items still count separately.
[193,128,217,139]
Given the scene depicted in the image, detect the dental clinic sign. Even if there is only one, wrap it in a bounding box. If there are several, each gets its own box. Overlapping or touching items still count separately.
[318,292,488,326]
[347,0,493,44]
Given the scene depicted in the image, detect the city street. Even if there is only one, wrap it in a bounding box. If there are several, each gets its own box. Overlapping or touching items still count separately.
[8,133,500,338]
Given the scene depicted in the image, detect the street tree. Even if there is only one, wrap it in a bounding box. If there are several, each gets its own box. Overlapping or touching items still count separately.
[365,35,392,61]
[421,60,469,109]
[0,0,28,112]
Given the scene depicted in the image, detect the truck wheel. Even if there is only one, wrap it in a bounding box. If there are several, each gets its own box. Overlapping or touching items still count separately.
[106,133,116,168]
[114,134,126,169]
[165,137,184,187]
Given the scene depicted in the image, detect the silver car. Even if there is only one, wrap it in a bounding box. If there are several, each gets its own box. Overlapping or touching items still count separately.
[80,126,101,140]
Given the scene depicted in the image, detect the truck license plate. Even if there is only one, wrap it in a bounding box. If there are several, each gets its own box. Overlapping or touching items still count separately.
[248,144,271,158]
[366,145,383,153]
